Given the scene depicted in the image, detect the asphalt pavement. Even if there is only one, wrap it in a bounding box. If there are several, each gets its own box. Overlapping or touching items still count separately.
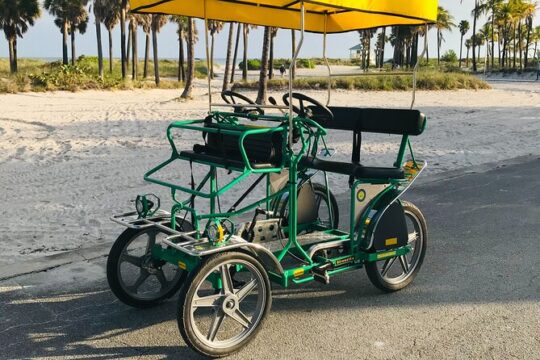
[1,156,539,360]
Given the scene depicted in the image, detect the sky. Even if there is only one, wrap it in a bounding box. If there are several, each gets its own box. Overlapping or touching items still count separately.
[1,1,539,61]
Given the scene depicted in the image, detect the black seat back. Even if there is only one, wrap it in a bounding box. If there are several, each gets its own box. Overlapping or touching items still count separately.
[313,106,426,136]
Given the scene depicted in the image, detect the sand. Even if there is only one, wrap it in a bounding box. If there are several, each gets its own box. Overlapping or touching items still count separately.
[0,79,538,267]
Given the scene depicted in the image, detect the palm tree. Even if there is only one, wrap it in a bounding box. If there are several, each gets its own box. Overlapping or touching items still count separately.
[459,20,470,67]
[230,22,241,83]
[222,22,234,91]
[376,27,387,68]
[472,0,480,71]
[66,0,89,65]
[268,27,278,79]
[138,14,151,78]
[171,16,189,82]
[102,1,119,73]
[207,20,224,79]
[151,14,167,85]
[465,38,472,67]
[436,6,455,65]
[0,0,40,73]
[533,26,540,62]
[44,0,70,65]
[130,14,144,80]
[92,0,107,78]
[120,0,128,79]
[522,0,536,68]
[181,17,195,99]
[255,26,271,105]
[242,24,257,81]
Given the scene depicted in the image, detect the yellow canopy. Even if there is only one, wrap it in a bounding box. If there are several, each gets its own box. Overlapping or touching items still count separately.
[130,0,438,33]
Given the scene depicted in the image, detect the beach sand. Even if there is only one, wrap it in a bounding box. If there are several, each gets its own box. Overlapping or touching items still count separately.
[0,80,538,267]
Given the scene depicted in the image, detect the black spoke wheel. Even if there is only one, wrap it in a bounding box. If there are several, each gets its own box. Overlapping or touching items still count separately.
[365,201,427,292]
[107,221,193,308]
[178,251,272,358]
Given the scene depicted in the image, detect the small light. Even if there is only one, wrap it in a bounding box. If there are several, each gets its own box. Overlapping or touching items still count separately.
[135,194,160,218]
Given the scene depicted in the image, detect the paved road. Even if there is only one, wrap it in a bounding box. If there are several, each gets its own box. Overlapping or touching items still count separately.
[1,157,539,360]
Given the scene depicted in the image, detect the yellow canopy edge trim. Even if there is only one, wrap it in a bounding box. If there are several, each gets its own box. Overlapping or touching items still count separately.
[129,0,438,33]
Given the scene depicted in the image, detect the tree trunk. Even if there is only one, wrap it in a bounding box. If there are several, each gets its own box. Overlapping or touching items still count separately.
[466,47,469,67]
[269,34,274,79]
[222,22,234,92]
[108,29,113,73]
[459,34,464,68]
[518,20,522,69]
[210,33,215,79]
[242,24,248,81]
[152,26,160,85]
[71,27,76,65]
[144,32,150,78]
[256,27,271,105]
[62,21,69,65]
[491,7,495,68]
[231,22,241,83]
[132,23,138,80]
[379,27,386,68]
[472,0,478,71]
[120,0,127,79]
[127,25,132,71]
[513,22,517,69]
[524,18,532,68]
[437,29,440,65]
[8,37,15,73]
[178,25,185,82]
[96,18,104,78]
[13,38,18,73]
[181,18,195,99]
[291,29,296,79]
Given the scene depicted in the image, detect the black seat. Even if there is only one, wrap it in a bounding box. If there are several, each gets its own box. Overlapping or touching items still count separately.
[300,156,405,180]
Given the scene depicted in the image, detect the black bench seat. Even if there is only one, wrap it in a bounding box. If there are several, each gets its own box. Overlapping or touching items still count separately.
[179,149,275,170]
[300,156,405,180]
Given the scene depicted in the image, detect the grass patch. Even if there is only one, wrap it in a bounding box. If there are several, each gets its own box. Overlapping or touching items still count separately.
[0,57,207,93]
[233,71,491,91]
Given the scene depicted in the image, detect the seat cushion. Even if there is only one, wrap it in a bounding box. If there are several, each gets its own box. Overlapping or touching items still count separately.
[300,156,405,180]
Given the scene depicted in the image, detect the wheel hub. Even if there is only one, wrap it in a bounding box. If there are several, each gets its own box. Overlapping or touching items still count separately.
[221,294,239,315]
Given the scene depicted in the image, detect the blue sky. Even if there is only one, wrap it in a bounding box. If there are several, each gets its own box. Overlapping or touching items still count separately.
[1,1,539,60]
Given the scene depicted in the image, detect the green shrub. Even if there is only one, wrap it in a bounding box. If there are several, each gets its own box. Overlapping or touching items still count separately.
[441,50,458,63]
[238,59,262,70]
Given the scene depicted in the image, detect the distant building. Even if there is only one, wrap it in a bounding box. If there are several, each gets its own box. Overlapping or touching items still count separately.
[349,44,376,65]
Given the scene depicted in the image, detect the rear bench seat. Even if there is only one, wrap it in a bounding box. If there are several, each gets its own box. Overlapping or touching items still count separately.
[300,106,426,180]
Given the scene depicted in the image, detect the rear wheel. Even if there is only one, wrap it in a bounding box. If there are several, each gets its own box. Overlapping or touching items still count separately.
[365,201,427,292]
[177,251,272,358]
[107,221,193,308]
[276,182,339,230]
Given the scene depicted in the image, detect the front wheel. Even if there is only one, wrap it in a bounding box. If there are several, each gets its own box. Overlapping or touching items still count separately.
[365,201,427,292]
[107,221,192,308]
[177,251,272,358]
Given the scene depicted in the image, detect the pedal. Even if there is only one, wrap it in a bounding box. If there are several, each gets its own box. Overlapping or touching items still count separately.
[312,263,333,285]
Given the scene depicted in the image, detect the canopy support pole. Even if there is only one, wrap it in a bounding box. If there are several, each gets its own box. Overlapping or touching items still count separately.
[288,2,305,149]
[410,24,428,110]
[204,0,212,112]
[323,13,331,106]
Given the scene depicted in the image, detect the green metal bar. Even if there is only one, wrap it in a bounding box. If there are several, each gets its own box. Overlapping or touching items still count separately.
[394,135,409,167]
[210,167,217,214]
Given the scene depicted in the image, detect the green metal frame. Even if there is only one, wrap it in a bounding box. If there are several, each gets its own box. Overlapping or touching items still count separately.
[135,110,424,288]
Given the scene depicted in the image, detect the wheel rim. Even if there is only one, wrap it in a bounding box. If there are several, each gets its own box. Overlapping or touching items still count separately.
[376,209,424,284]
[187,259,267,349]
[116,228,183,301]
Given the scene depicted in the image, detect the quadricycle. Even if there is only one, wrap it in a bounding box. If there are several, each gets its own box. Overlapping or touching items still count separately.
[107,0,438,357]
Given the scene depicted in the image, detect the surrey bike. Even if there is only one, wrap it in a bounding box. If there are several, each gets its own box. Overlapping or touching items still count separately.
[107,0,438,357]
